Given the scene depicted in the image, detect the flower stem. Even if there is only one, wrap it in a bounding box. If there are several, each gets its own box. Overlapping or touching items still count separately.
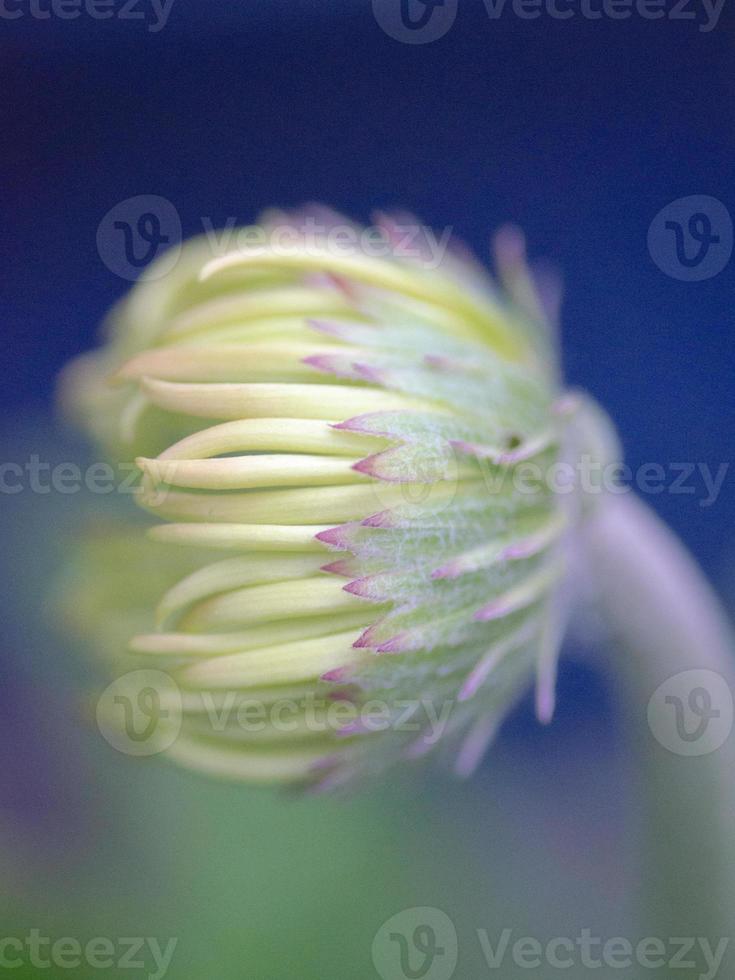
[583,494,735,971]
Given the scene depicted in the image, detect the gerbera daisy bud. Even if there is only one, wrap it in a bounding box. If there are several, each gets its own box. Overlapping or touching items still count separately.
[62,208,617,788]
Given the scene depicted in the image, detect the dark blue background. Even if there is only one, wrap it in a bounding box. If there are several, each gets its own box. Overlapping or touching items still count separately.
[0,2,733,882]
[1,13,733,962]
[2,1,733,579]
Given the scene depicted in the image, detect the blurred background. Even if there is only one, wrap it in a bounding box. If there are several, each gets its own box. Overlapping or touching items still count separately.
[1,3,733,978]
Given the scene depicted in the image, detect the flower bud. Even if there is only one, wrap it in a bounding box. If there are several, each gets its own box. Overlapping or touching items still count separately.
[62,209,616,787]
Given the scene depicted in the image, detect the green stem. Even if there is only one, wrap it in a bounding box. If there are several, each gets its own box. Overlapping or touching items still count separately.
[583,494,735,976]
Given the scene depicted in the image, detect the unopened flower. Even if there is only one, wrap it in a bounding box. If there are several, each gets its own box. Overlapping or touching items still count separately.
[63,208,616,788]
